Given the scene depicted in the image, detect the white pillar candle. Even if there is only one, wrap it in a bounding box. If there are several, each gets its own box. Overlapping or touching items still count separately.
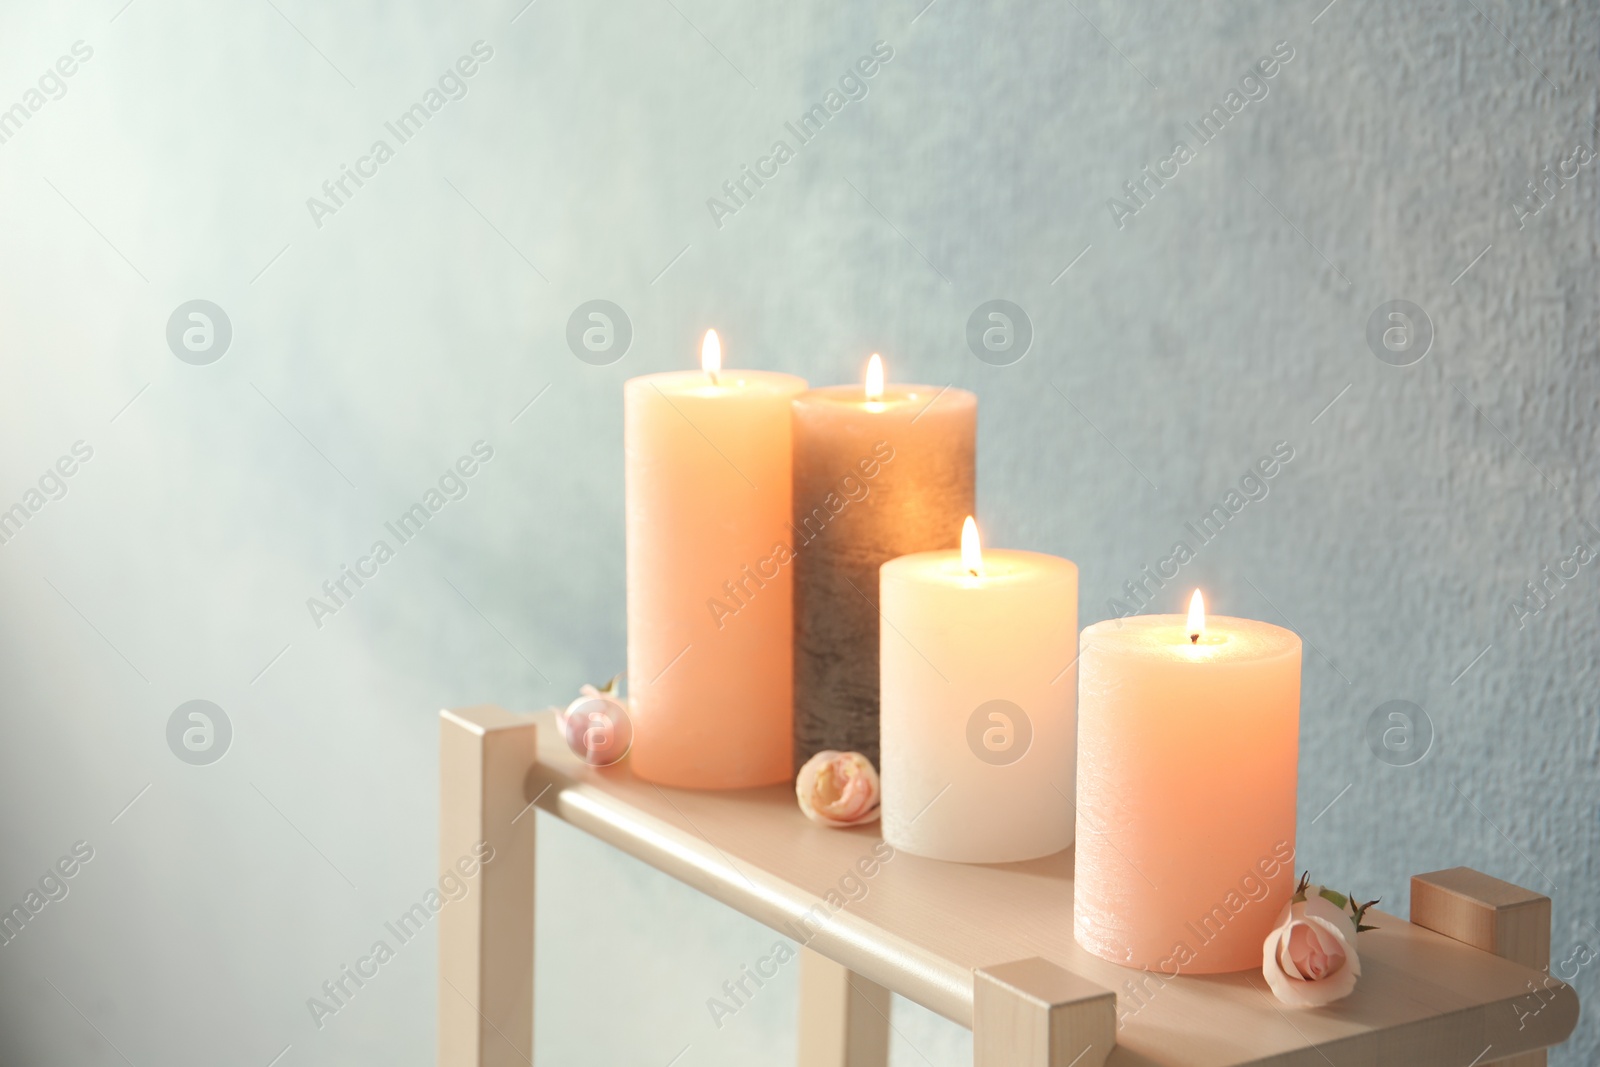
[624,330,808,789]
[880,519,1078,862]
[1075,592,1301,974]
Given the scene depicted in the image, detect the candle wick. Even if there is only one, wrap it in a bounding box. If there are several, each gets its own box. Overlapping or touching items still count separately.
[708,370,719,385]
[1190,632,1199,644]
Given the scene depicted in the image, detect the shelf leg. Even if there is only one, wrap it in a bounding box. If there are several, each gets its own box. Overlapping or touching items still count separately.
[972,958,1116,1067]
[439,706,538,1067]
[798,948,890,1067]
[1411,866,1552,1067]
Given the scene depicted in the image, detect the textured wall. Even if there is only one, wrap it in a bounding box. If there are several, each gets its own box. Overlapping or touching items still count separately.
[0,1,1595,1064]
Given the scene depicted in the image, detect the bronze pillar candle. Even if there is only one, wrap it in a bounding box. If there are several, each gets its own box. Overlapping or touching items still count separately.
[791,358,976,771]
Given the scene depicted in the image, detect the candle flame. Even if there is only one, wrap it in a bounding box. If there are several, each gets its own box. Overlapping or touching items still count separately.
[961,516,985,578]
[865,353,884,401]
[701,329,721,383]
[1187,589,1205,643]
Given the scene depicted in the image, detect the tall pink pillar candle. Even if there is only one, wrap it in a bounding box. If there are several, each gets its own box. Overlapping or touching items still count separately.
[624,339,808,789]
[1074,609,1301,974]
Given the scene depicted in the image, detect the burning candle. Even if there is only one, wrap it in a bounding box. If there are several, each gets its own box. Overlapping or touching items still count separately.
[879,518,1078,862]
[624,330,808,788]
[791,355,975,771]
[1074,591,1302,973]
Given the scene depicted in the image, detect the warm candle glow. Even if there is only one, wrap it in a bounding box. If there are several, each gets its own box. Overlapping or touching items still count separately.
[701,329,721,383]
[961,516,985,578]
[1187,589,1206,643]
[865,353,884,401]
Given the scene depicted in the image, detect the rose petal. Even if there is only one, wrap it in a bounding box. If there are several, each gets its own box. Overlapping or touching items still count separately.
[1277,928,1306,980]
[1301,913,1358,964]
[1288,921,1345,980]
[826,762,874,819]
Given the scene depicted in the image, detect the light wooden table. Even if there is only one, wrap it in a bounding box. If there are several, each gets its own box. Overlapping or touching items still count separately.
[437,706,1579,1067]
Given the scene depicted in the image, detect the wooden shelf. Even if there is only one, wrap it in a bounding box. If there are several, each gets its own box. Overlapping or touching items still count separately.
[439,706,1579,1067]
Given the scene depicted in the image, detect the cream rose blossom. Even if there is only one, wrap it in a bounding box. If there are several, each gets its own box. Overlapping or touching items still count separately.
[795,751,880,827]
[1262,883,1365,1008]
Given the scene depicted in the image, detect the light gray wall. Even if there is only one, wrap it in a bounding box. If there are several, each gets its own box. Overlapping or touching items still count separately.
[0,1,1595,1064]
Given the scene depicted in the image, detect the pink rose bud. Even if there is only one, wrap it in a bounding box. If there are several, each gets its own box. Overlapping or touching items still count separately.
[560,680,632,767]
[795,751,881,827]
[1262,885,1363,1008]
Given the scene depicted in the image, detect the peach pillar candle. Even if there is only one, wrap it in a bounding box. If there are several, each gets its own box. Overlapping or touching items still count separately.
[1075,592,1301,974]
[624,330,808,789]
[792,354,976,772]
[880,519,1078,863]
